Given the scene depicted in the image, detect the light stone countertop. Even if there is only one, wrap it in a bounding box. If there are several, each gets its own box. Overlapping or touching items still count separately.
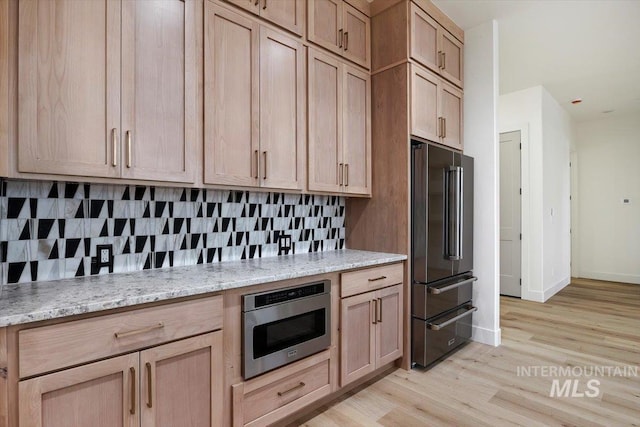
[0,249,406,327]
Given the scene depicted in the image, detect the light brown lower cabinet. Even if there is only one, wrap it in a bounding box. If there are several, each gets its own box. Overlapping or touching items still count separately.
[18,332,223,427]
[231,351,331,427]
[340,284,403,386]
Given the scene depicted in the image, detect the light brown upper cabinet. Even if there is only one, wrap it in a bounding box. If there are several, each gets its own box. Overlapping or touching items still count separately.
[308,48,370,196]
[224,0,305,36]
[411,64,463,151]
[205,3,305,191]
[308,0,371,69]
[17,0,195,183]
[410,2,463,88]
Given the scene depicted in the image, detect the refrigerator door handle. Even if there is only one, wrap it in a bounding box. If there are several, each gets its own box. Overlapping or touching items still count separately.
[427,276,477,294]
[445,166,463,260]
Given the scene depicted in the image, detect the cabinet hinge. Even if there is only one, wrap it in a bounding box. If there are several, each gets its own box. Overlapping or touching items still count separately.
[519,143,522,150]
[0,367,7,379]
[519,278,522,286]
[519,233,522,240]
[519,188,522,195]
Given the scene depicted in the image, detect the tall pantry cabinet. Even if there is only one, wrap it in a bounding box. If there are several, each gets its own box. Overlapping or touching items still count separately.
[17,0,196,183]
[345,0,464,370]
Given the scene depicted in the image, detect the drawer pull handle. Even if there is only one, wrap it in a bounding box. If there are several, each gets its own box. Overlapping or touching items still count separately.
[115,322,164,339]
[277,381,305,396]
[129,366,136,415]
[368,276,387,282]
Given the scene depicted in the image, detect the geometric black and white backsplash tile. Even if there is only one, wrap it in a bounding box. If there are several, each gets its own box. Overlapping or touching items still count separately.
[0,179,345,285]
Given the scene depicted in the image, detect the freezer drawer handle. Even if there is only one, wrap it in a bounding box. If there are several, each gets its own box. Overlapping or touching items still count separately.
[427,276,477,294]
[426,306,477,331]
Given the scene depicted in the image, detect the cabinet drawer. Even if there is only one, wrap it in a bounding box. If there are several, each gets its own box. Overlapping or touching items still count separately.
[240,355,330,426]
[19,295,222,378]
[341,263,404,298]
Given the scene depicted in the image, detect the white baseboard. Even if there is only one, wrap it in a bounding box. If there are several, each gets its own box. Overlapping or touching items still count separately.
[543,276,570,301]
[580,271,640,285]
[472,325,501,346]
[523,290,544,303]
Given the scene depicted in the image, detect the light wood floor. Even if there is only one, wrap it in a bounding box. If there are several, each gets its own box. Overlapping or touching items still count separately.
[295,278,640,426]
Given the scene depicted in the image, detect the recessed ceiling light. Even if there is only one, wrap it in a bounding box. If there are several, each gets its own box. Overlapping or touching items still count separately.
[571,98,582,104]
[603,109,614,114]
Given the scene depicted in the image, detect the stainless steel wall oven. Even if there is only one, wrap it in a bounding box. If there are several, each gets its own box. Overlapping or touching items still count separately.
[242,280,331,379]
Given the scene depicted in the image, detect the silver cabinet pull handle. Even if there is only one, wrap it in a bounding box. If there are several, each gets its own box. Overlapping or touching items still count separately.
[339,29,343,48]
[277,382,305,396]
[115,322,164,339]
[338,163,343,185]
[427,306,477,331]
[126,130,132,168]
[443,117,447,138]
[111,128,118,167]
[263,0,267,9]
[344,31,349,51]
[368,276,387,282]
[377,298,382,322]
[442,52,446,70]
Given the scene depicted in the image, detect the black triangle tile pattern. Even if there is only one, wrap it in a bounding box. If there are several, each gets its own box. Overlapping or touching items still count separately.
[1,180,345,285]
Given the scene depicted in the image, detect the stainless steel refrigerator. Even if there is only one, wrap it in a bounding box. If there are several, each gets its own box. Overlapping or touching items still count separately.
[411,141,477,367]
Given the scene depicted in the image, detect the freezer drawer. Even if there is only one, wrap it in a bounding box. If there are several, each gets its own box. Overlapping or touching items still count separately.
[412,274,476,320]
[412,304,476,367]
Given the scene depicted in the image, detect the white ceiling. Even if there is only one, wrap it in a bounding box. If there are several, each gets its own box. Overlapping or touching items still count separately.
[431,0,640,122]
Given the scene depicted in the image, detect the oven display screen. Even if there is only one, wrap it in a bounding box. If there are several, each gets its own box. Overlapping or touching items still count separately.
[253,309,326,359]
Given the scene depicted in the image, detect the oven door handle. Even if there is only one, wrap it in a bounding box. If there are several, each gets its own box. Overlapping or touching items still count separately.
[426,306,477,331]
[427,276,477,294]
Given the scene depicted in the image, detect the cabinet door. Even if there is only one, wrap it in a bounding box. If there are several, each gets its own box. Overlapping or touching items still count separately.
[18,0,120,178]
[259,0,305,36]
[411,65,440,143]
[308,48,342,193]
[308,0,343,56]
[259,27,305,191]
[121,0,195,183]
[375,284,403,366]
[204,3,259,187]
[340,292,375,386]
[342,3,370,69]
[140,332,222,427]
[225,0,260,15]
[19,353,139,427]
[440,30,463,88]
[410,3,439,74]
[440,82,463,151]
[342,65,371,196]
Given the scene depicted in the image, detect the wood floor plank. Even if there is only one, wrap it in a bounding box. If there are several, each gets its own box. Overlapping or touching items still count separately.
[293,280,640,426]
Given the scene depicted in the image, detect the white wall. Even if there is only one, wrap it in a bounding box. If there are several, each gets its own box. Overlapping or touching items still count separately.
[541,90,572,297]
[574,112,640,284]
[499,86,573,302]
[463,20,501,346]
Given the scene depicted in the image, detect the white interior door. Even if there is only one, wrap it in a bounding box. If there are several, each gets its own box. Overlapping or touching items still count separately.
[500,131,522,297]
